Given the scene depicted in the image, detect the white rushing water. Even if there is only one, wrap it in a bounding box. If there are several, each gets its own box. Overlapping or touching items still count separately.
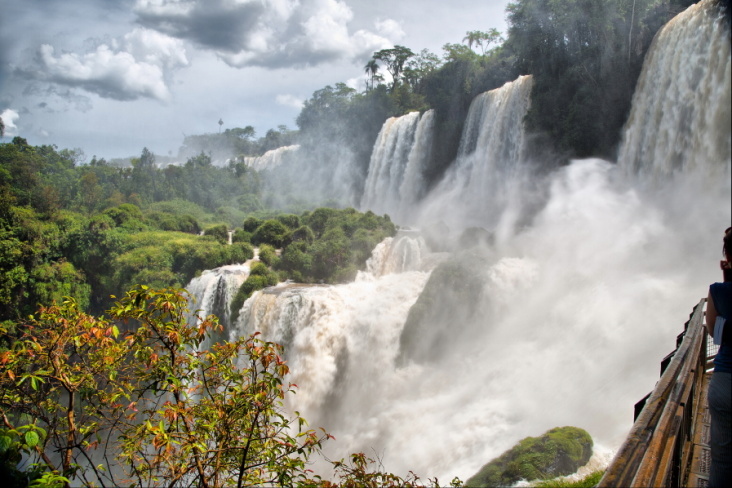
[618,0,731,180]
[360,110,435,223]
[189,0,731,482]
[416,75,535,236]
[242,144,300,171]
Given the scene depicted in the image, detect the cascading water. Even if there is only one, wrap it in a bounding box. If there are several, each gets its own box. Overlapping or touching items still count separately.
[185,263,252,345]
[360,111,434,224]
[618,0,731,179]
[195,0,730,482]
[416,75,534,236]
[242,144,300,171]
[232,234,436,427]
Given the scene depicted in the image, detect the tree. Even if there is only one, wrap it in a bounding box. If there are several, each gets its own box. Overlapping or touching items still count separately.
[0,287,330,487]
[462,29,503,55]
[372,46,416,91]
[364,59,380,90]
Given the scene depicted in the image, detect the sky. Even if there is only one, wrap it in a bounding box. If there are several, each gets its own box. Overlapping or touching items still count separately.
[0,0,511,160]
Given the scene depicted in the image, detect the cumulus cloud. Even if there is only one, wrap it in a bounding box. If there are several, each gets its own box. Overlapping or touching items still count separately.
[0,109,20,136]
[134,0,396,69]
[19,28,188,102]
[275,93,304,109]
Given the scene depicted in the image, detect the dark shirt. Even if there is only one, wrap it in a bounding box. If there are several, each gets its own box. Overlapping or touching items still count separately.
[710,281,732,373]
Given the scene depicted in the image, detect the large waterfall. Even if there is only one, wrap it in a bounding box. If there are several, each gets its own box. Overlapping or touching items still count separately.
[416,75,534,235]
[360,110,435,224]
[187,0,730,481]
[618,0,730,179]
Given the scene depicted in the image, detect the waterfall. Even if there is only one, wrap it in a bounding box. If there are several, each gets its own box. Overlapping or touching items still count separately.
[618,0,731,179]
[417,75,534,233]
[202,1,729,481]
[185,264,251,338]
[360,110,434,223]
[242,145,300,171]
[232,234,434,428]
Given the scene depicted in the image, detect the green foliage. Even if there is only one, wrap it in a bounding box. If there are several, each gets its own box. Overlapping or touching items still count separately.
[274,208,396,284]
[504,0,676,158]
[465,427,594,488]
[0,288,329,487]
[232,228,253,243]
[251,219,290,248]
[243,216,263,233]
[258,244,279,267]
[230,262,280,322]
[204,223,229,244]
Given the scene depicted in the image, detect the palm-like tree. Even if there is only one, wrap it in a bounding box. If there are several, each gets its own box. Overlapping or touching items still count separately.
[364,59,379,90]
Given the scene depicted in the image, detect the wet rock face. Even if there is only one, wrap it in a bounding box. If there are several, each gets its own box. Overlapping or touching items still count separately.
[465,426,593,487]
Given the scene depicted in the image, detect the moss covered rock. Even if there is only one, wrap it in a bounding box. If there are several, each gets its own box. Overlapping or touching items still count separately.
[465,427,593,487]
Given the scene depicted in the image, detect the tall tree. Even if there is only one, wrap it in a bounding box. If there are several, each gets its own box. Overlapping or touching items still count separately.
[372,45,415,91]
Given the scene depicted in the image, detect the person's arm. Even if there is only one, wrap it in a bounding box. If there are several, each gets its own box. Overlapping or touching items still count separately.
[706,289,718,337]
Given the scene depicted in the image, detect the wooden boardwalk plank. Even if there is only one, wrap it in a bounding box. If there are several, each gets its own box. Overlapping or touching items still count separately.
[685,372,712,487]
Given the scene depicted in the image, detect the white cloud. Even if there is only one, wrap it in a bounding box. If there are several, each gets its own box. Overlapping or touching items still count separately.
[134,0,396,69]
[121,28,189,70]
[275,94,304,109]
[19,29,188,102]
[375,19,405,41]
[0,109,20,136]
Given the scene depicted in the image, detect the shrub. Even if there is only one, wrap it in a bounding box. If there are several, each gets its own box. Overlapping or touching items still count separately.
[251,219,289,248]
[242,216,263,233]
[204,224,229,244]
[258,244,278,267]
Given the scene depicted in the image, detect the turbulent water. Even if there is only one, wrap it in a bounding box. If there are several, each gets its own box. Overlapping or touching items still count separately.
[188,0,731,482]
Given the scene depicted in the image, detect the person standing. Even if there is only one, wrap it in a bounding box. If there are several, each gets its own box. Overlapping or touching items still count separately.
[705,226,732,487]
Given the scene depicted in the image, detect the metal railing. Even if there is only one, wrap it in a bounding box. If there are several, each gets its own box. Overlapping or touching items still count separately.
[597,298,708,487]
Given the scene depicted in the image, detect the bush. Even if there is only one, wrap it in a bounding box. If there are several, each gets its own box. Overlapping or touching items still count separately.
[251,219,289,248]
[290,225,315,243]
[232,228,252,243]
[204,224,229,244]
[228,241,255,264]
[258,244,278,267]
[243,216,263,233]
[276,213,301,229]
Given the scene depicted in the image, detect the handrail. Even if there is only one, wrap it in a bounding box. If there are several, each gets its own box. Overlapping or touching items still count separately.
[597,298,708,487]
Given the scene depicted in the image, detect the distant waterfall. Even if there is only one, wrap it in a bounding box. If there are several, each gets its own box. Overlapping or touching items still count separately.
[417,75,533,233]
[242,145,299,171]
[360,110,434,223]
[618,0,731,179]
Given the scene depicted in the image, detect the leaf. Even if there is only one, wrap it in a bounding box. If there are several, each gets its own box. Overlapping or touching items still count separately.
[0,436,12,453]
[24,431,39,449]
[112,325,120,339]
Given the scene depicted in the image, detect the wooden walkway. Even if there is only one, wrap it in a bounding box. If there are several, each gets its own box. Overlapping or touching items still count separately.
[598,299,718,488]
